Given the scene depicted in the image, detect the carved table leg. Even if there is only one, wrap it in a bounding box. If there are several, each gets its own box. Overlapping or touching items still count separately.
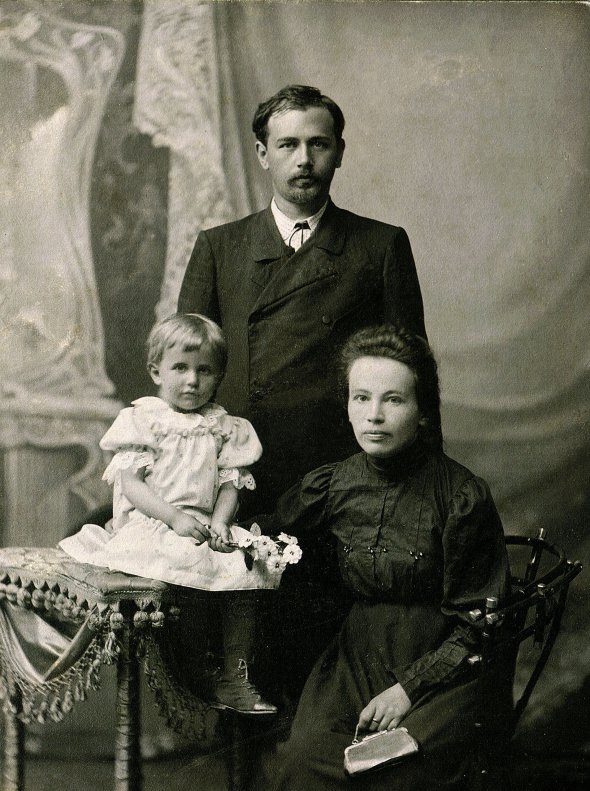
[3,687,25,791]
[114,612,142,791]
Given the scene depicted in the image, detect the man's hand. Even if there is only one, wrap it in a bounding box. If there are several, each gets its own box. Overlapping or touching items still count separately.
[357,683,412,732]
[170,512,209,544]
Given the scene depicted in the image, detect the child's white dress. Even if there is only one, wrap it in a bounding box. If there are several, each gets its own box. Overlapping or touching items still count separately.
[59,397,279,590]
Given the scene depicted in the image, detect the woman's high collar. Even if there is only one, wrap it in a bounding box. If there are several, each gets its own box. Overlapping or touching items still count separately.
[364,439,428,480]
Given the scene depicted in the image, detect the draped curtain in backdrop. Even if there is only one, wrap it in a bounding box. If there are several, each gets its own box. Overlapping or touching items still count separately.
[135,0,590,744]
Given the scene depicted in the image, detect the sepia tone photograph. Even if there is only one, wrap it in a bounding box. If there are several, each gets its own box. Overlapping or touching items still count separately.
[0,1,588,789]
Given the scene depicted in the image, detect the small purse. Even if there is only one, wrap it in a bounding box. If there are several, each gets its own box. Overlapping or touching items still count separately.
[343,724,420,776]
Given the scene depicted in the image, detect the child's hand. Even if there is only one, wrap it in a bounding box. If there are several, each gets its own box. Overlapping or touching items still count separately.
[171,512,209,544]
[208,522,235,553]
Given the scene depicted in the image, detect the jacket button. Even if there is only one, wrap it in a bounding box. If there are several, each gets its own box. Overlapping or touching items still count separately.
[321,314,331,325]
[250,389,263,402]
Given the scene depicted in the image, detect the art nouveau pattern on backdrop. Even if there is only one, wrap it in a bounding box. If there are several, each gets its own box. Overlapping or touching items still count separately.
[0,0,588,754]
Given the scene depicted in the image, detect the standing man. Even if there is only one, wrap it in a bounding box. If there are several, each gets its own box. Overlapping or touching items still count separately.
[179,85,427,521]
[179,87,427,700]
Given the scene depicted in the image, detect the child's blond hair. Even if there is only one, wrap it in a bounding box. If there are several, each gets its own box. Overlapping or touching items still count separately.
[146,313,227,381]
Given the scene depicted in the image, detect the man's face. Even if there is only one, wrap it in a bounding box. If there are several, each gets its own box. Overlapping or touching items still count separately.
[255,106,345,218]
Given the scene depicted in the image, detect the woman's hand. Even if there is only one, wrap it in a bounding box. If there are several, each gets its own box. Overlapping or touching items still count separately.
[171,512,209,544]
[208,521,235,553]
[358,683,412,732]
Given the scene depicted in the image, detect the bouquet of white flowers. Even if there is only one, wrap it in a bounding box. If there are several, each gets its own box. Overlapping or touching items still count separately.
[230,523,302,574]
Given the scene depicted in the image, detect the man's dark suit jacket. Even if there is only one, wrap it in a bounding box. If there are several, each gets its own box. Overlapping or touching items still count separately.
[178,200,426,517]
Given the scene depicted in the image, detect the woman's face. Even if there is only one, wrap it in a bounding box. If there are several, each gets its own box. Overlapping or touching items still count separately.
[347,356,423,459]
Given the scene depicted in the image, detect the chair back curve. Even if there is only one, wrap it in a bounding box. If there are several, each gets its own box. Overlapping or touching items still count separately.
[466,528,582,790]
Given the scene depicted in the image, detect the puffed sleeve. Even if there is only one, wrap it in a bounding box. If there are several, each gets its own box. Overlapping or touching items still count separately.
[216,415,263,491]
[99,407,157,485]
[393,476,510,702]
[247,464,336,537]
[217,416,262,468]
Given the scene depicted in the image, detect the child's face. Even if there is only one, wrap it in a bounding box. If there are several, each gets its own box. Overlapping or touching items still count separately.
[149,344,220,412]
[347,356,423,459]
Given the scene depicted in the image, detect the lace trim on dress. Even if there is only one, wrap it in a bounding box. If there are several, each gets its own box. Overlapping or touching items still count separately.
[147,410,229,443]
[218,468,256,491]
[102,450,155,486]
[150,421,211,440]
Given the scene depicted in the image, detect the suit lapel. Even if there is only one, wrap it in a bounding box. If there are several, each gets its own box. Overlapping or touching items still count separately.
[250,201,347,316]
[307,200,346,256]
[250,206,288,287]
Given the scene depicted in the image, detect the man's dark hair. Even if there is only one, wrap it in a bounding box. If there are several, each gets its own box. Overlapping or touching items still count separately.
[252,85,345,146]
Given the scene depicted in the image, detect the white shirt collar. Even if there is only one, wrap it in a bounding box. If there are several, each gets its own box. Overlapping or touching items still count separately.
[270,198,329,245]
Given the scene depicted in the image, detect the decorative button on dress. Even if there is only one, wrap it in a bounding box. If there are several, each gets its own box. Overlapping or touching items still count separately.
[60,397,280,591]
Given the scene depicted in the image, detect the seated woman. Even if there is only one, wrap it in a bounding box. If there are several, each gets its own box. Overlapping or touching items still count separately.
[254,323,513,790]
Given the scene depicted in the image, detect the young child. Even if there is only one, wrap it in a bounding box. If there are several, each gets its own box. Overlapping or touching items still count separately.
[60,313,282,715]
[252,323,512,790]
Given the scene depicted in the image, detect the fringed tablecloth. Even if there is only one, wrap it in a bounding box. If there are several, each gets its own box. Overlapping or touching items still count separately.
[0,547,210,741]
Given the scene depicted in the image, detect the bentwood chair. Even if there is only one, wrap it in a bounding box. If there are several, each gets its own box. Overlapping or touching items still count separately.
[468,529,583,790]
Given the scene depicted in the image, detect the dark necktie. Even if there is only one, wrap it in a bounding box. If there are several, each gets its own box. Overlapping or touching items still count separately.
[287,221,310,252]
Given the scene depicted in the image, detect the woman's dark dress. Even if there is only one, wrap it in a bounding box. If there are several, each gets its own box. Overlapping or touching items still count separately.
[262,444,512,791]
